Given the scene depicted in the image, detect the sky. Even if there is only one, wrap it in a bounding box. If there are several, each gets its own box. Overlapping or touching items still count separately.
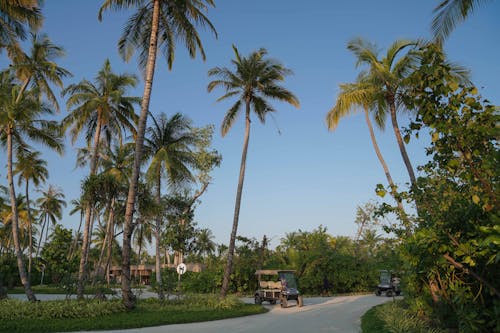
[1,1,499,250]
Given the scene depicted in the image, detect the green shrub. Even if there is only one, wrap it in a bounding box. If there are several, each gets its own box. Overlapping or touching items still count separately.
[373,301,445,333]
[0,299,125,320]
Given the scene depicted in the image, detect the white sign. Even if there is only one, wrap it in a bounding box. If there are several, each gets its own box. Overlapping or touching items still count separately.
[176,263,187,275]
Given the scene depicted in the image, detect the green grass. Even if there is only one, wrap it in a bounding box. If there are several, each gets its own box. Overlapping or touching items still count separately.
[361,304,389,333]
[0,297,267,333]
[361,300,446,333]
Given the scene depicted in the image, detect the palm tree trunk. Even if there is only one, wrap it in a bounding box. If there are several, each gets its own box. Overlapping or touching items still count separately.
[77,117,103,299]
[6,131,36,301]
[364,108,407,217]
[25,180,33,277]
[35,216,47,260]
[122,0,160,310]
[389,101,416,186]
[68,211,83,260]
[94,198,115,282]
[221,103,251,297]
[155,171,164,300]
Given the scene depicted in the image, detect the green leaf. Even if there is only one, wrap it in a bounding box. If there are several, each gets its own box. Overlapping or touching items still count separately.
[403,134,410,144]
[472,195,480,205]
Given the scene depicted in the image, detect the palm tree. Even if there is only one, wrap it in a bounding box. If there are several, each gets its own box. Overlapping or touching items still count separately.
[195,228,215,258]
[35,185,66,258]
[144,112,200,299]
[62,59,139,299]
[0,0,42,57]
[0,70,63,302]
[208,46,300,297]
[432,0,491,43]
[98,0,217,309]
[14,149,48,275]
[11,33,71,109]
[326,79,408,219]
[347,38,419,187]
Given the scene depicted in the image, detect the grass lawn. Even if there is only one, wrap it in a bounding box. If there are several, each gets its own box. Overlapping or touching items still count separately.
[0,297,267,333]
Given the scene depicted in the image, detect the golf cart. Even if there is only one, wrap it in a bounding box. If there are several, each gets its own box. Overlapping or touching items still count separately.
[375,270,401,297]
[254,269,303,308]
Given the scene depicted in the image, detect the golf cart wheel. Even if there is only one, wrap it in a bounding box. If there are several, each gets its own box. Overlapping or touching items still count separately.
[255,295,262,304]
[270,300,276,304]
[375,289,381,296]
[386,290,393,297]
[395,291,401,296]
[298,296,304,307]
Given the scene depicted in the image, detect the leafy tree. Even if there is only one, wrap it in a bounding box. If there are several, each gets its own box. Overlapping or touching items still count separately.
[40,225,77,284]
[98,0,217,309]
[208,45,299,297]
[62,59,139,299]
[400,44,499,332]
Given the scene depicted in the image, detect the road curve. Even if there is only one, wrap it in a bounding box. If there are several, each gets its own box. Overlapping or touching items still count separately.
[89,295,393,333]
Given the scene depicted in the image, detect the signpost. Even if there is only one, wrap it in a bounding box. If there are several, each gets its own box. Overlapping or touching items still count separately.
[176,263,187,296]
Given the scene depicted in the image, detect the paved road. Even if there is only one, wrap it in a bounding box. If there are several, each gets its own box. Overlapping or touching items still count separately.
[85,295,393,333]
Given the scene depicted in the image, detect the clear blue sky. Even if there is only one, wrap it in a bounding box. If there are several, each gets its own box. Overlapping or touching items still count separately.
[1,1,499,249]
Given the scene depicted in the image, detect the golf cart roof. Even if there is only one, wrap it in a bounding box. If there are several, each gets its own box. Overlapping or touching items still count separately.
[255,269,296,275]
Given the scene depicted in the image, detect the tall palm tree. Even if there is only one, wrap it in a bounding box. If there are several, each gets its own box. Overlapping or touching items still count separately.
[432,0,491,43]
[62,59,139,299]
[98,0,217,309]
[208,46,300,297]
[11,33,71,109]
[144,112,199,299]
[347,38,419,187]
[0,71,63,302]
[14,149,48,275]
[35,185,66,258]
[0,0,42,57]
[326,79,408,219]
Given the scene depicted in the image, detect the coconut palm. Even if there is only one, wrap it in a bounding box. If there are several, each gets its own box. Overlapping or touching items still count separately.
[0,69,63,301]
[14,149,48,274]
[11,33,71,109]
[347,38,419,186]
[208,46,300,297]
[195,228,215,258]
[143,112,200,299]
[98,0,217,308]
[35,185,66,258]
[432,0,491,43]
[62,59,139,299]
[0,0,42,57]
[326,78,408,220]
